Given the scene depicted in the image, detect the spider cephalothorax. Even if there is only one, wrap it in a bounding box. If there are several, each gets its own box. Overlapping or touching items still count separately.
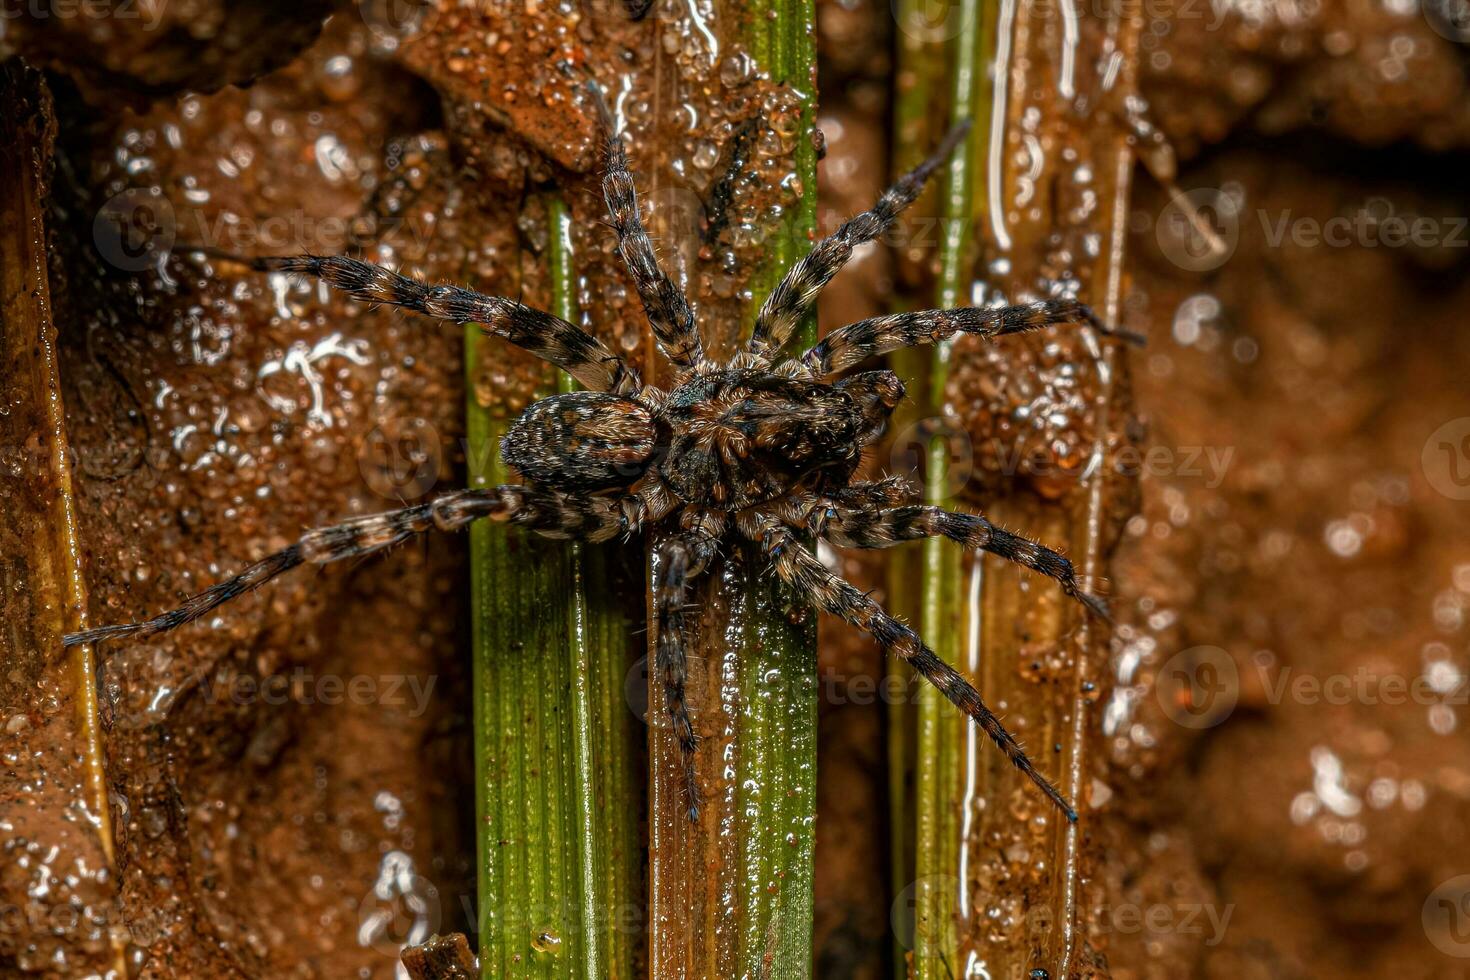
[66,88,1129,823]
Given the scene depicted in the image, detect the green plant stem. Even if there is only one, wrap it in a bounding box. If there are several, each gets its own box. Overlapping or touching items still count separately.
[467,197,639,979]
[645,2,819,976]
[917,8,988,975]
[732,2,820,972]
[890,0,993,975]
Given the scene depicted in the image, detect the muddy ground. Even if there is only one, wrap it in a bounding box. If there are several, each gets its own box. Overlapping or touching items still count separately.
[1,0,1468,977]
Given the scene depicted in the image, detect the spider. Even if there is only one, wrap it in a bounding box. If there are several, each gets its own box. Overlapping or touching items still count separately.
[65,86,1128,824]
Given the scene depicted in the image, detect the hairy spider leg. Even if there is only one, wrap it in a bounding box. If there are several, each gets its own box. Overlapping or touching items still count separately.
[821,503,1110,621]
[800,300,1142,379]
[196,249,642,395]
[63,486,624,648]
[744,119,973,362]
[740,513,1079,822]
[590,86,705,371]
[822,477,924,511]
[651,511,723,820]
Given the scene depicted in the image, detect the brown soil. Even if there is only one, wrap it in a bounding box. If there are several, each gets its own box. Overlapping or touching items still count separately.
[1101,140,1470,977]
[810,0,1470,976]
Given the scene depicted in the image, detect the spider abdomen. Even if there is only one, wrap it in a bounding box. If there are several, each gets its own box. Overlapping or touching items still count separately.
[501,390,656,491]
[657,370,864,510]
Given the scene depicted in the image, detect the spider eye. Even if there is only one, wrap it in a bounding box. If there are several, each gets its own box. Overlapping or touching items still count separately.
[501,391,657,491]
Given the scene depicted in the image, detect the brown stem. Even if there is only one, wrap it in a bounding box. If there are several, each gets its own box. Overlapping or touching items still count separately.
[0,61,126,978]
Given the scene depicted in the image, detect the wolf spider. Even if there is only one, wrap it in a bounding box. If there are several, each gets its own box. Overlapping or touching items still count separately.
[67,87,1128,823]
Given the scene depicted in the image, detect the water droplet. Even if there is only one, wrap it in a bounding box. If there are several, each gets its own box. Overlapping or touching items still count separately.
[720,51,755,88]
[692,139,720,171]
[531,928,562,956]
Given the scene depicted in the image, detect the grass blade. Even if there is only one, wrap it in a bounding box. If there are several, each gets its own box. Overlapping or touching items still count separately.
[466,196,639,979]
[645,2,820,977]
[887,1,992,974]
[890,0,1143,973]
[915,3,988,972]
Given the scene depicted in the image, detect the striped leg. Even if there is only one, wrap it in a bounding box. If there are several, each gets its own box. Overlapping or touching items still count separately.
[824,477,923,511]
[200,250,641,394]
[745,120,971,362]
[821,503,1109,621]
[739,514,1079,822]
[590,87,705,370]
[651,511,723,821]
[65,486,624,648]
[800,300,1136,378]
